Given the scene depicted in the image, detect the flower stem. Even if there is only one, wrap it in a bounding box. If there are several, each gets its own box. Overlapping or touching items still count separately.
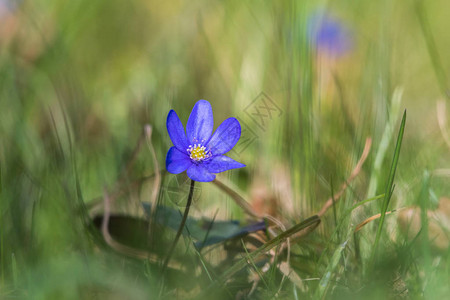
[161,179,195,276]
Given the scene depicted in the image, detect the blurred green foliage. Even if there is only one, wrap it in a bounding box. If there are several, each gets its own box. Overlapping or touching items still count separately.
[0,0,449,298]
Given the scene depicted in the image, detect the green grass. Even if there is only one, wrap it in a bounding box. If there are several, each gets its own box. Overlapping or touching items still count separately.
[1,0,450,299]
[370,109,406,270]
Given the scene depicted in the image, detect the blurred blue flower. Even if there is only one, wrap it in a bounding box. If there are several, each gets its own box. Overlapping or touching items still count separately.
[166,100,245,182]
[308,12,353,57]
[0,0,19,18]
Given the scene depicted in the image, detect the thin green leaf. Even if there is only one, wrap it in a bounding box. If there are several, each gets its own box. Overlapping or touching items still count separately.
[370,110,407,267]
[367,88,403,198]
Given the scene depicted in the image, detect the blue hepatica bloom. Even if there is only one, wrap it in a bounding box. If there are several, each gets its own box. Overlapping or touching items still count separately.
[308,11,353,57]
[166,100,245,182]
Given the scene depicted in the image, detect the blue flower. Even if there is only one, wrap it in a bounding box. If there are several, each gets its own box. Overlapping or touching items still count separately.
[166,100,245,182]
[308,11,353,57]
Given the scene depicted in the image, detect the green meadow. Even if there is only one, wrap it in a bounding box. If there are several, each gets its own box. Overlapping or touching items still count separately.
[0,0,449,299]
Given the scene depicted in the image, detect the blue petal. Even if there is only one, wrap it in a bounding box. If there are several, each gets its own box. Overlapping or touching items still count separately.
[186,100,214,144]
[206,118,241,155]
[166,147,191,174]
[205,155,245,173]
[167,110,189,152]
[186,164,216,182]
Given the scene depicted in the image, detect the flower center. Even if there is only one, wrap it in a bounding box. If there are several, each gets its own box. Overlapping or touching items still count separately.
[187,140,212,162]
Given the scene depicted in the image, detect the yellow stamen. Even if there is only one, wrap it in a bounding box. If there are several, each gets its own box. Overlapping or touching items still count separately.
[187,142,211,162]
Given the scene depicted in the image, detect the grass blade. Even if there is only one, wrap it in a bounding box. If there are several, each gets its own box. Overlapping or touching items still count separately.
[415,0,450,100]
[367,88,403,198]
[11,253,18,289]
[370,109,407,268]
[315,226,353,299]
[200,215,321,295]
[0,161,2,195]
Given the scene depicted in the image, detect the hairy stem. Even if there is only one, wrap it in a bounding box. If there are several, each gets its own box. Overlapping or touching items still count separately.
[161,179,196,275]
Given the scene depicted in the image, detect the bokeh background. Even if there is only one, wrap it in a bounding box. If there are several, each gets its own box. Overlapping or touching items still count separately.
[0,0,449,299]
